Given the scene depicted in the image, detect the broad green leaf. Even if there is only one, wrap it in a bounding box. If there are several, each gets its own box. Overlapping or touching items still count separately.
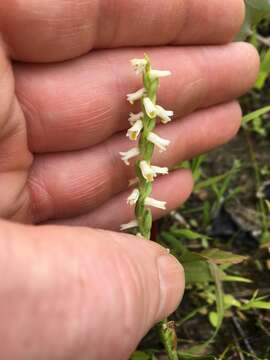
[201,249,247,265]
[184,261,212,284]
[131,351,157,360]
[179,251,206,264]
[247,0,270,11]
[224,294,242,308]
[238,1,270,39]
[131,351,150,360]
[209,312,219,328]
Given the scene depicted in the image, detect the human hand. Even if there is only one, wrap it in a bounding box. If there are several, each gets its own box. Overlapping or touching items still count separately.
[0,0,259,359]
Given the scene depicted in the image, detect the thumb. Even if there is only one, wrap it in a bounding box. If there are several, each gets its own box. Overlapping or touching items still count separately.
[0,221,185,360]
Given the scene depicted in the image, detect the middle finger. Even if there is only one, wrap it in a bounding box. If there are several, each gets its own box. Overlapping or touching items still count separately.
[14,43,259,153]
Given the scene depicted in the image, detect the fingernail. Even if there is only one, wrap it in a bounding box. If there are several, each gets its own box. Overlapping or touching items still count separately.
[157,254,185,320]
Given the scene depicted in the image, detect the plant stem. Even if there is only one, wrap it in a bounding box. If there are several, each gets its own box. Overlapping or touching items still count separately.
[133,55,179,360]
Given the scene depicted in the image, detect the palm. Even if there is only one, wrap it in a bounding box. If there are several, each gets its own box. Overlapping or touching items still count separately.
[0,0,258,230]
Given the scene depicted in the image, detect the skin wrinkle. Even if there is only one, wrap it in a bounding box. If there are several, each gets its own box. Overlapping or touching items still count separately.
[0,0,99,62]
[27,161,57,223]
[12,44,259,155]
[170,0,189,45]
[34,102,240,224]
[95,0,120,49]
[0,0,246,62]
[54,169,193,230]
[29,148,118,222]
[16,89,49,151]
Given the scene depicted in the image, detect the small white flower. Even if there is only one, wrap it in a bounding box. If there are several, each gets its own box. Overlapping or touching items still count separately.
[131,58,147,75]
[120,220,139,231]
[127,120,143,141]
[128,112,144,125]
[127,188,140,205]
[151,165,169,176]
[147,132,170,152]
[143,97,158,118]
[119,147,140,165]
[145,197,167,210]
[150,69,172,80]
[156,105,174,124]
[127,88,145,104]
[139,161,155,182]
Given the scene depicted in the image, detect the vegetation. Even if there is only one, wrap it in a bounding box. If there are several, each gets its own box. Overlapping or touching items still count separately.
[132,2,270,359]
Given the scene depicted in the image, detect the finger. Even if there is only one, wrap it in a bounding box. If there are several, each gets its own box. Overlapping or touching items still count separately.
[14,43,259,153]
[52,169,194,231]
[0,42,33,221]
[0,220,184,360]
[28,101,240,223]
[1,0,245,62]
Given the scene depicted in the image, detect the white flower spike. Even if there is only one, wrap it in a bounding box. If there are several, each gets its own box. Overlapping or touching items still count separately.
[119,147,140,165]
[128,112,144,125]
[139,161,156,182]
[143,97,158,118]
[156,105,174,124]
[150,69,172,80]
[120,220,139,231]
[127,188,140,205]
[151,165,169,176]
[131,58,147,75]
[127,88,145,104]
[145,197,167,210]
[147,132,170,152]
[127,120,143,141]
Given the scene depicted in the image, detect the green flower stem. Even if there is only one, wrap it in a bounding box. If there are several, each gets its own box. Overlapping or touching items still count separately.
[133,55,179,359]
[159,320,179,360]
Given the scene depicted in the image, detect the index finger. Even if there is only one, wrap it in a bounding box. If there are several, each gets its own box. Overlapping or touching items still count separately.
[0,0,245,62]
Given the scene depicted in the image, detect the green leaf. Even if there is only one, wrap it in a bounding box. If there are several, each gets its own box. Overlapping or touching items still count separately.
[131,351,151,360]
[238,1,270,39]
[201,249,247,265]
[222,275,252,283]
[245,300,270,310]
[224,294,242,308]
[209,312,219,328]
[184,261,212,284]
[171,228,210,241]
[209,264,225,332]
[242,105,270,124]
[255,49,270,89]
[246,0,270,11]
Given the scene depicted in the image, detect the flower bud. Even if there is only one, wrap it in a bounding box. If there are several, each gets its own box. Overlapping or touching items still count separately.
[147,132,170,152]
[119,147,140,165]
[127,120,143,141]
[120,220,139,231]
[143,97,158,118]
[156,105,174,124]
[150,69,171,80]
[140,161,155,182]
[127,88,145,104]
[145,197,167,210]
[127,188,140,205]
